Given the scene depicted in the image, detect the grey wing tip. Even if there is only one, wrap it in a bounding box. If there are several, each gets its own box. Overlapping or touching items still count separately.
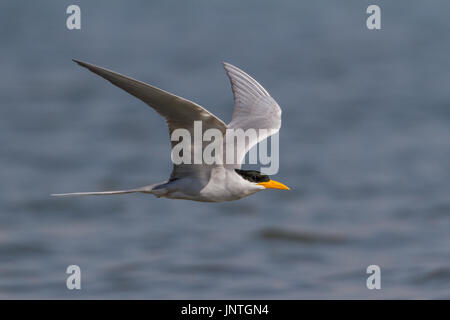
[222,62,245,75]
[222,62,236,77]
[222,61,232,69]
[72,59,93,69]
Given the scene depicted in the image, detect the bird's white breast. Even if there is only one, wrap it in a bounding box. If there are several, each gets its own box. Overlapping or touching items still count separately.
[198,167,263,202]
[158,167,263,202]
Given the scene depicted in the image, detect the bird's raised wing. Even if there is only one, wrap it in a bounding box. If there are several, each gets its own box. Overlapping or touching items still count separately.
[73,60,227,181]
[223,62,282,168]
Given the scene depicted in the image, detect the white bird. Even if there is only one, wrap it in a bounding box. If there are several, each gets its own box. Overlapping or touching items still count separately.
[52,60,289,202]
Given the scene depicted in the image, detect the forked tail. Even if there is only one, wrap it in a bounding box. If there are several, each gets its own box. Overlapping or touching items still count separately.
[51,189,141,197]
[50,183,161,197]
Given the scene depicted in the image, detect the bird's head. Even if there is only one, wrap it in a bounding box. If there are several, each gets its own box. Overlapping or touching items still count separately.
[235,169,290,191]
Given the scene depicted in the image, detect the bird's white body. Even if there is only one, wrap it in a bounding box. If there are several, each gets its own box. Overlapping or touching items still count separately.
[52,61,288,202]
[147,168,263,202]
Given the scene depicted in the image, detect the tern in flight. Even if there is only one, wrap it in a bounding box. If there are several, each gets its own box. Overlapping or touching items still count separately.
[52,60,289,202]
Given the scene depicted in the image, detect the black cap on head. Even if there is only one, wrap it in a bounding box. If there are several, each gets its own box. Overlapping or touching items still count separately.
[234,169,270,183]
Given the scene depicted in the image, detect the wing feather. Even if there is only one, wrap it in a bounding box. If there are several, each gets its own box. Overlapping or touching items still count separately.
[73,59,227,180]
[223,62,282,168]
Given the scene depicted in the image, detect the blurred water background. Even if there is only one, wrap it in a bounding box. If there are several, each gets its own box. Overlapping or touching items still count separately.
[0,0,449,299]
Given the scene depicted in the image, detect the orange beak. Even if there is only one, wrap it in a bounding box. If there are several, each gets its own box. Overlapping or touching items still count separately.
[258,179,290,190]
